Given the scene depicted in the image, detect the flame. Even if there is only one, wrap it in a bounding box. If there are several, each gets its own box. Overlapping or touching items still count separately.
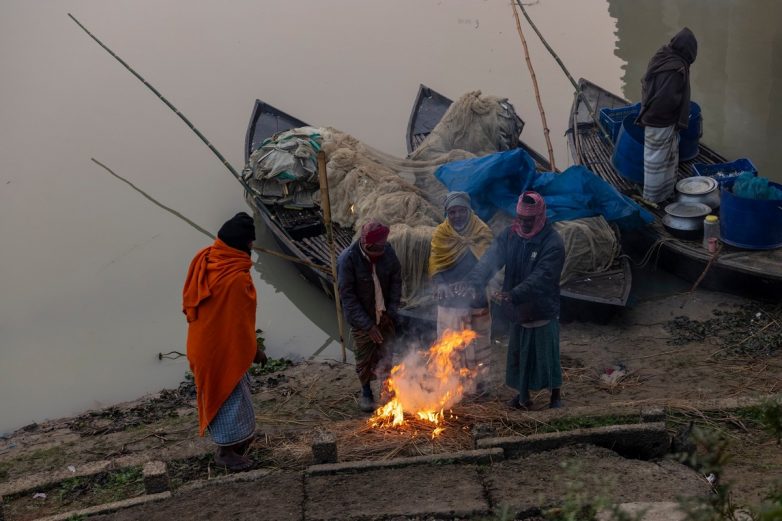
[369,329,477,437]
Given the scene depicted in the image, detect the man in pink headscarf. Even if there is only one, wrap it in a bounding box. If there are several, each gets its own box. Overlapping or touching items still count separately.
[463,191,566,409]
[337,220,402,412]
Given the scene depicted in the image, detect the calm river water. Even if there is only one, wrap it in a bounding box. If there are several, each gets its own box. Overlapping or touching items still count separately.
[1,0,780,433]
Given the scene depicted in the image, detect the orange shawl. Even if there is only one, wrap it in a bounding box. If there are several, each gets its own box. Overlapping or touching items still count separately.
[183,238,256,436]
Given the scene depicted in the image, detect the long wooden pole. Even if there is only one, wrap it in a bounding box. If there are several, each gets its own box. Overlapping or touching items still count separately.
[317,151,347,363]
[73,13,349,360]
[511,1,556,170]
[514,1,612,142]
[70,14,338,277]
[68,13,253,192]
[90,158,331,274]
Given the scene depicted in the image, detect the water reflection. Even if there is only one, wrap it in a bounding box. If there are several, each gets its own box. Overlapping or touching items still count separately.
[251,214,343,361]
[609,0,782,179]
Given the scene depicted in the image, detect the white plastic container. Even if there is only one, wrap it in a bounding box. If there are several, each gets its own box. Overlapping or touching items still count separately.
[702,215,720,250]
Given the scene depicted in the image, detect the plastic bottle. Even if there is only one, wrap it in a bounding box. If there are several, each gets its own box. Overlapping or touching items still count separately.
[703,215,720,250]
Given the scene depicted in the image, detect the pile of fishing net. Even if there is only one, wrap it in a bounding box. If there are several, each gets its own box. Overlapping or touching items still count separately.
[243,91,620,309]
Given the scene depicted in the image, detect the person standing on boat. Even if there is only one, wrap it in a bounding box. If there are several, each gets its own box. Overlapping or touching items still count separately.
[338,220,402,412]
[460,192,565,409]
[636,27,698,203]
[429,192,494,394]
[182,212,267,471]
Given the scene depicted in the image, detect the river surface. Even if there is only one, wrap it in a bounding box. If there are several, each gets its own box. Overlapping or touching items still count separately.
[1,0,780,433]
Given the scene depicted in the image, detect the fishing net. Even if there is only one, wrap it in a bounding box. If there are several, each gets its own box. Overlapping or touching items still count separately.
[244,91,619,308]
[552,216,619,284]
[408,91,524,163]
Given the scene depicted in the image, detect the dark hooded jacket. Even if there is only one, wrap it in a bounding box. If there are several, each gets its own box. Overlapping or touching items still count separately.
[465,223,565,323]
[636,27,698,129]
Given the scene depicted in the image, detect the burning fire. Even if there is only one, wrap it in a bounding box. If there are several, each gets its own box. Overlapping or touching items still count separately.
[369,329,477,437]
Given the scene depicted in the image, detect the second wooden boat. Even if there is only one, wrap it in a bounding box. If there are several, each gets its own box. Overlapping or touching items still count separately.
[568,79,782,299]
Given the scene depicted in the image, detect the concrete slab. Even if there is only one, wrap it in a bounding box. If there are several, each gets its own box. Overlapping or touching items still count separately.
[312,430,337,464]
[477,422,670,460]
[485,445,709,518]
[305,464,488,520]
[87,471,303,521]
[176,468,273,493]
[32,492,172,521]
[142,460,169,494]
[306,447,503,476]
[596,502,686,521]
[0,459,113,497]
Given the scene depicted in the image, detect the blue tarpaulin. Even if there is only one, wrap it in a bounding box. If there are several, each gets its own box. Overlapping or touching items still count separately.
[434,148,653,230]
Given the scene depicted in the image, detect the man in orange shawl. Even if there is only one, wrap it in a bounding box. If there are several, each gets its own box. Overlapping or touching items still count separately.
[182,212,265,471]
[429,192,494,394]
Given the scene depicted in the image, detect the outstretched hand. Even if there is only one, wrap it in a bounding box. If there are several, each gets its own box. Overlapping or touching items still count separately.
[368,325,384,344]
[451,282,476,300]
[379,313,395,330]
[492,291,512,303]
[434,285,449,301]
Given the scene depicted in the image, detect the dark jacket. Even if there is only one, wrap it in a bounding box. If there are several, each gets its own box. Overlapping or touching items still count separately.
[466,223,565,322]
[337,241,403,331]
[636,27,698,129]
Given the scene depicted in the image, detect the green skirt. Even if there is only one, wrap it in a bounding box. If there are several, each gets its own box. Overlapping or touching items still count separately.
[506,320,562,393]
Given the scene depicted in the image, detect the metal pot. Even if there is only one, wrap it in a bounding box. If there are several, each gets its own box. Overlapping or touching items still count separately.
[662,201,712,240]
[676,176,720,210]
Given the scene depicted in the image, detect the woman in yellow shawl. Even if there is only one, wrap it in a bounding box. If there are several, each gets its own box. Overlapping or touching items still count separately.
[429,192,494,393]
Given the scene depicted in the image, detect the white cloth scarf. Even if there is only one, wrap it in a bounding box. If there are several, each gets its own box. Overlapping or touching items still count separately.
[360,247,386,325]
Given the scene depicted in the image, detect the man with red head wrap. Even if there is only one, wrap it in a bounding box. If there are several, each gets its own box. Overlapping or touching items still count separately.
[337,220,402,412]
[463,192,566,409]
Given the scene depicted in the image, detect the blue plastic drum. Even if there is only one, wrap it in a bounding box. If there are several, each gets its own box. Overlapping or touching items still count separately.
[679,102,702,161]
[720,180,782,249]
[611,115,645,184]
[613,102,703,183]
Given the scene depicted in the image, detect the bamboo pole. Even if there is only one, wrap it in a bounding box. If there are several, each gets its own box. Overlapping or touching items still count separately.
[514,1,612,143]
[511,1,556,170]
[317,151,347,363]
[68,14,255,192]
[90,158,331,274]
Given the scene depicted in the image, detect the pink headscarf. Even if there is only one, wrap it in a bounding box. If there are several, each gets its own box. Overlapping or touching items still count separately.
[511,191,547,239]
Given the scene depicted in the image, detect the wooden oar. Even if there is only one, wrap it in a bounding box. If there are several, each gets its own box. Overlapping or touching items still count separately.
[317,151,347,363]
[511,1,556,170]
[90,158,331,274]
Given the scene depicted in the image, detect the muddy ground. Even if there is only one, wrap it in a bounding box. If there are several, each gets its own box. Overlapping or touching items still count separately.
[1,289,780,519]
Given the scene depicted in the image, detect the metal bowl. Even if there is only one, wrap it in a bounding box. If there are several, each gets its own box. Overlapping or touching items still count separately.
[663,201,712,240]
[676,176,720,209]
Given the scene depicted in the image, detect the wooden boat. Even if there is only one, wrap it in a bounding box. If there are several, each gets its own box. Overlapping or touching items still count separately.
[407,85,633,321]
[568,79,782,299]
[244,89,632,326]
[244,100,353,298]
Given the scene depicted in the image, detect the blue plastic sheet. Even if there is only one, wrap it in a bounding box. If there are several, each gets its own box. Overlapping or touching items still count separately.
[434,148,653,230]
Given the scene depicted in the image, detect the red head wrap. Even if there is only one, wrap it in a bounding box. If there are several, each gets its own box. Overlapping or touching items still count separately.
[360,220,390,245]
[512,191,547,239]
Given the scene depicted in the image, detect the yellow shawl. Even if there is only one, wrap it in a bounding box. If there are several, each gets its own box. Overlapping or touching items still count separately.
[429,214,493,276]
